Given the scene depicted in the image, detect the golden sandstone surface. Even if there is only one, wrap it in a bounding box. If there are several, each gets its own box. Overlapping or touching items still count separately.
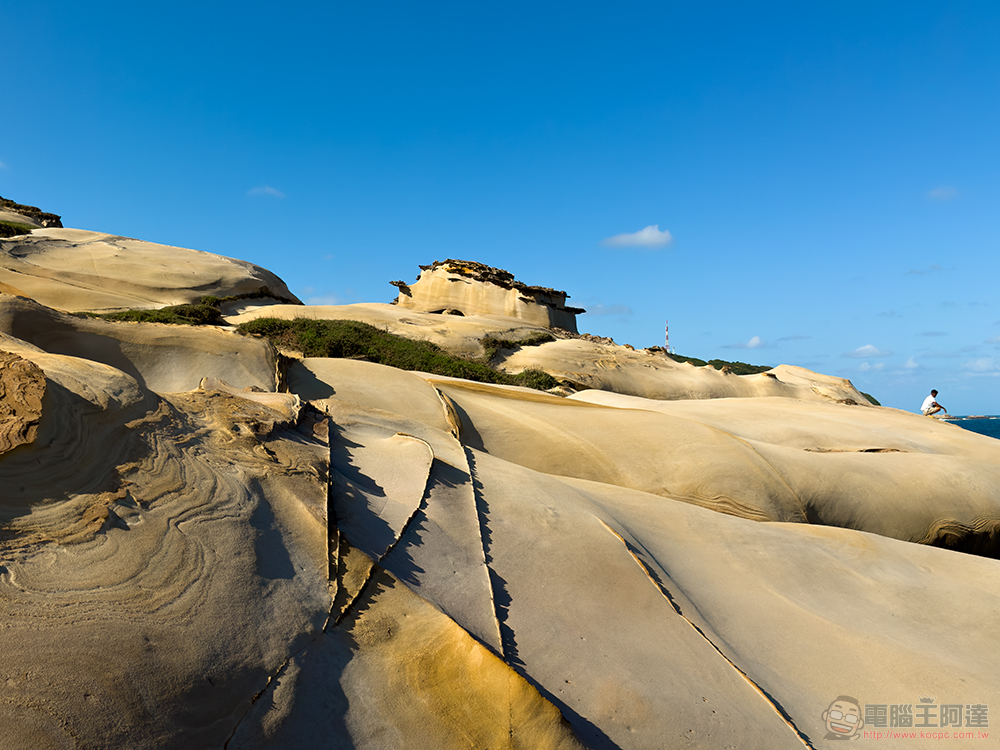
[1,220,999,749]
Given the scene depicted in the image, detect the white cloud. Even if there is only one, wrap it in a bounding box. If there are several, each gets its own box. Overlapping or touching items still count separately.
[248,185,285,198]
[904,357,920,369]
[927,185,958,202]
[843,344,892,358]
[858,362,885,372]
[723,335,766,350]
[963,357,1000,375]
[601,224,673,248]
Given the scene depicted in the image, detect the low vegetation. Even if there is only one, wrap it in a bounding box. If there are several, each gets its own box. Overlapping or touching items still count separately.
[76,288,297,326]
[0,221,35,238]
[74,298,879,401]
[0,196,62,227]
[237,318,559,391]
[667,353,773,375]
[481,332,555,360]
[94,302,224,326]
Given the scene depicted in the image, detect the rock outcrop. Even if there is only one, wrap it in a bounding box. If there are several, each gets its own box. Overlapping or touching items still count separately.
[0,228,300,312]
[392,259,585,332]
[2,212,1000,749]
[0,196,63,235]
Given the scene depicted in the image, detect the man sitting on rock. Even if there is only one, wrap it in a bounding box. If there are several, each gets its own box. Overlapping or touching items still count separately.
[921,389,948,417]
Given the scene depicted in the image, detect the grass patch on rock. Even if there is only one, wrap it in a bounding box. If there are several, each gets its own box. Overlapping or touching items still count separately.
[481,332,555,360]
[238,318,558,391]
[666,352,772,375]
[74,287,298,325]
[0,221,36,238]
[95,302,225,326]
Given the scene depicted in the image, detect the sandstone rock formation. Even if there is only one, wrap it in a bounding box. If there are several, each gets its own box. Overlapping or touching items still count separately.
[391,259,585,332]
[2,209,999,749]
[0,196,63,237]
[0,228,300,312]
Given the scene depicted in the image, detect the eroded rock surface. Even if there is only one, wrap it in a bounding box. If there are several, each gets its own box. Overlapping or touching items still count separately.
[0,350,45,454]
[0,228,300,312]
[392,259,584,332]
[0,295,280,393]
[3,225,1000,749]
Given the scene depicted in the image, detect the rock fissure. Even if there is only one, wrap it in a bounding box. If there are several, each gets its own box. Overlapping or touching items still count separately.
[464,446,516,664]
[599,519,817,749]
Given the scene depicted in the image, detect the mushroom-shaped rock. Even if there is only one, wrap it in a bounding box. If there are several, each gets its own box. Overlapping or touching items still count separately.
[392,259,584,332]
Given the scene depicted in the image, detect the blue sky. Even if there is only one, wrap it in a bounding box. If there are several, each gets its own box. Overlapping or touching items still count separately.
[4,2,999,413]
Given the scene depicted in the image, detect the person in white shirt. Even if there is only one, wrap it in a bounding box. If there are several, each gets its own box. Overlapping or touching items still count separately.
[921,389,947,416]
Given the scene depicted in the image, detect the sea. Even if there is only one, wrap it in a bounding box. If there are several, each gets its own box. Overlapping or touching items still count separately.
[944,417,1000,441]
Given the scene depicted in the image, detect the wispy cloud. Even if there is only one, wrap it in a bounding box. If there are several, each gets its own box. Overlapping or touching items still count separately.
[987,336,1000,344]
[922,345,979,359]
[927,185,958,202]
[248,185,285,198]
[904,264,944,277]
[724,335,766,350]
[904,356,920,369]
[843,344,892,358]
[858,362,885,372]
[921,331,948,337]
[963,357,1000,376]
[601,224,673,248]
[583,303,634,317]
[777,334,810,341]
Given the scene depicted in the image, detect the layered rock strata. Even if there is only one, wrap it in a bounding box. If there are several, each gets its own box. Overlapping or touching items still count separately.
[392,259,584,332]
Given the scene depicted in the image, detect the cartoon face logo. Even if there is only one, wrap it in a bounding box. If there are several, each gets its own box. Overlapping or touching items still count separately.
[822,695,864,740]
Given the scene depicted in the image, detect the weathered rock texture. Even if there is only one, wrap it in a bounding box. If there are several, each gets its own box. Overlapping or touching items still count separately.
[0,196,63,228]
[2,219,1000,749]
[0,350,45,454]
[392,259,584,332]
[0,228,300,312]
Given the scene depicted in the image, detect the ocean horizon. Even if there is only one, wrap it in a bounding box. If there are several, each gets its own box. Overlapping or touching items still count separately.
[946,416,1000,440]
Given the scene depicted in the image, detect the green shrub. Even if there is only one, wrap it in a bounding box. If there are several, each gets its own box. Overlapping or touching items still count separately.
[668,352,772,375]
[78,289,292,326]
[514,367,559,391]
[481,332,555,360]
[97,303,224,326]
[238,318,560,391]
[0,221,35,238]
